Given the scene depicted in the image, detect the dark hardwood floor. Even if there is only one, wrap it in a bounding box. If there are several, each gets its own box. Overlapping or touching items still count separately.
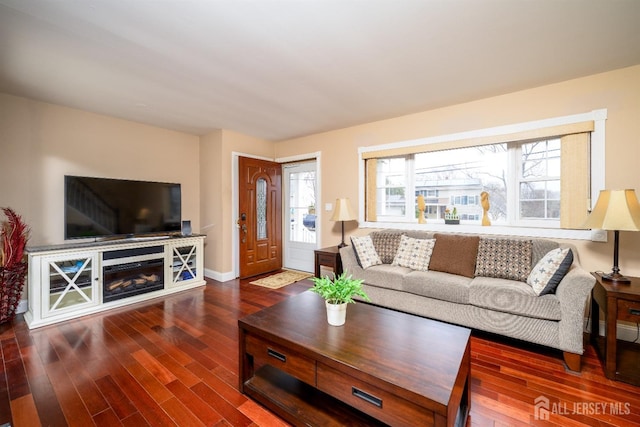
[1,276,640,426]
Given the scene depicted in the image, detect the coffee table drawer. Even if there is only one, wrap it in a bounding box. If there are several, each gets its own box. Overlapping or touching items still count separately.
[317,363,434,426]
[245,334,316,386]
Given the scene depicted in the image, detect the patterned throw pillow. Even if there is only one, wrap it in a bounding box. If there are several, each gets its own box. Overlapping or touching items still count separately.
[392,235,436,271]
[475,238,533,282]
[527,247,573,296]
[351,235,382,269]
[370,231,405,264]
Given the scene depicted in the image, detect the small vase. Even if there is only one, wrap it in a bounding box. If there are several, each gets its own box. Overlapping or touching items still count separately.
[325,301,347,326]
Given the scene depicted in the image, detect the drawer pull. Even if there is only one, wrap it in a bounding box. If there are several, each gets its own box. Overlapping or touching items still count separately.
[267,348,286,363]
[629,309,640,316]
[352,387,383,408]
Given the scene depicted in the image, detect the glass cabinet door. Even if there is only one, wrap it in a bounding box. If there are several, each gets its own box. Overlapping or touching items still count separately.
[169,243,199,287]
[41,253,98,317]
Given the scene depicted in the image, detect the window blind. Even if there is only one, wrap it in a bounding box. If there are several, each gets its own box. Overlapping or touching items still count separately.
[361,121,594,159]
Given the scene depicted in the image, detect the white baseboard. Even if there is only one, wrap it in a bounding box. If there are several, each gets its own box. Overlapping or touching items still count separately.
[204,268,235,283]
[587,318,640,342]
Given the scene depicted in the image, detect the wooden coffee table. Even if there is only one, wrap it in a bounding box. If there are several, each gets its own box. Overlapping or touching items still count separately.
[239,291,471,427]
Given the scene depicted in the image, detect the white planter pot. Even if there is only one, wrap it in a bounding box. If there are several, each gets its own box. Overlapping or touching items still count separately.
[325,301,347,326]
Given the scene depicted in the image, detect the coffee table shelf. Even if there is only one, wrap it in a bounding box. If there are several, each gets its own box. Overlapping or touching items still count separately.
[244,365,385,426]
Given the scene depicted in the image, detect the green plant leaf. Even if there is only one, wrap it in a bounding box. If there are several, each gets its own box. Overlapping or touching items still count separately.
[309,272,370,305]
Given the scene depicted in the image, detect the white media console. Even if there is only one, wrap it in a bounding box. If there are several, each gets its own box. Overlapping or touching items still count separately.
[24,235,205,328]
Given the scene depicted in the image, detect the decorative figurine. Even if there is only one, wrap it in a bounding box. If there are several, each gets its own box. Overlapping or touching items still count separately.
[417,195,426,223]
[481,191,491,226]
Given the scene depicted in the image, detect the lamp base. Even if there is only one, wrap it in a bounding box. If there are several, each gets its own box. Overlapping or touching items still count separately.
[337,242,347,249]
[602,272,632,284]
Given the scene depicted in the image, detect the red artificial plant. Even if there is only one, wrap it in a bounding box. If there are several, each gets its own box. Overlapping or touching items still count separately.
[0,208,29,323]
[1,207,29,269]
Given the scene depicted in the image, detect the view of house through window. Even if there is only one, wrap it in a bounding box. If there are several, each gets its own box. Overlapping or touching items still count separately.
[374,138,561,226]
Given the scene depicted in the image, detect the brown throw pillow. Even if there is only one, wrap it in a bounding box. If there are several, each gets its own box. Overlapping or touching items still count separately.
[428,234,480,278]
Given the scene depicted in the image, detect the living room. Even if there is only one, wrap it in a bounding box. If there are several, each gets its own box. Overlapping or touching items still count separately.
[3,63,640,286]
[2,1,640,426]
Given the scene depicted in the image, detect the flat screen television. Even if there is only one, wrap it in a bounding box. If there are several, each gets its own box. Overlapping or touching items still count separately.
[64,175,181,239]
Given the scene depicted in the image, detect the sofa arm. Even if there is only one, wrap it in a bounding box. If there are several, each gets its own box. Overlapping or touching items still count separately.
[555,266,596,353]
[339,246,365,277]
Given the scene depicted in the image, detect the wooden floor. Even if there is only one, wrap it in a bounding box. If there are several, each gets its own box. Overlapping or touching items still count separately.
[2,276,640,427]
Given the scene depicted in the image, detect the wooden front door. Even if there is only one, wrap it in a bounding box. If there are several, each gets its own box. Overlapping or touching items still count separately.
[238,156,282,279]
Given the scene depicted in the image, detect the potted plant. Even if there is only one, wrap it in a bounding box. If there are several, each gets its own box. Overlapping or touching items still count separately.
[310,272,370,326]
[444,206,460,225]
[0,208,29,324]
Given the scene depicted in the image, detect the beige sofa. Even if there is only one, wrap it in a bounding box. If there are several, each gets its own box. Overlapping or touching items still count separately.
[340,229,596,371]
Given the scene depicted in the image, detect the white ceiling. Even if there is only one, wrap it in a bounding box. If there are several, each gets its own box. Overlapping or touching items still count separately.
[1,0,640,141]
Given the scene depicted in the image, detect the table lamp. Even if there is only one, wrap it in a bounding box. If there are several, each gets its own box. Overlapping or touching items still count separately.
[582,189,640,283]
[331,198,357,248]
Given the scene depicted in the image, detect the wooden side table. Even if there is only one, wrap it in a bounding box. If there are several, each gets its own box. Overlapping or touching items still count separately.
[314,246,343,278]
[591,272,640,385]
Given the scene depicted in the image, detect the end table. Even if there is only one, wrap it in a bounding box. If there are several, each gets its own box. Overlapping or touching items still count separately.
[314,246,343,278]
[591,272,640,386]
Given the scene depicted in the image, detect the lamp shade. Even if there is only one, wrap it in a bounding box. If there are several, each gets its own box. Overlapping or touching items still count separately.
[330,198,357,222]
[582,189,640,231]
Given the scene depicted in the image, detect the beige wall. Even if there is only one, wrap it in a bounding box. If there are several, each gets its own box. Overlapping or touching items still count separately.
[0,93,201,247]
[4,64,640,281]
[0,92,277,283]
[275,64,640,277]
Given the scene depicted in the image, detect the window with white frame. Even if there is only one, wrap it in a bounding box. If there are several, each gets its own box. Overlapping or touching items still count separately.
[374,140,561,226]
[362,111,604,235]
[519,139,561,223]
[375,157,409,219]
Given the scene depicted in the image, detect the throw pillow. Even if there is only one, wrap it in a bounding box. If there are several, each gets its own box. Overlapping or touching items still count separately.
[350,235,382,269]
[428,234,480,278]
[475,238,533,282]
[370,231,405,264]
[527,247,573,296]
[392,235,436,271]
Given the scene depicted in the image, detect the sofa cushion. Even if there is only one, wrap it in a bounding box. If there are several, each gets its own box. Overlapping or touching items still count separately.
[350,235,382,269]
[354,264,411,292]
[469,277,562,321]
[369,230,405,264]
[475,238,532,282]
[428,234,480,278]
[527,247,573,296]
[402,270,472,304]
[392,235,436,271]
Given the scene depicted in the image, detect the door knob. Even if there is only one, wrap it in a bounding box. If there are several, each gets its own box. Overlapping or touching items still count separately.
[237,213,247,228]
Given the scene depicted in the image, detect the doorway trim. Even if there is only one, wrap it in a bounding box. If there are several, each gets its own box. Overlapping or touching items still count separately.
[281,159,320,272]
[277,151,322,252]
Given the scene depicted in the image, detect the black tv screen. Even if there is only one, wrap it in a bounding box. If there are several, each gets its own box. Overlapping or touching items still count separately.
[65,175,181,239]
